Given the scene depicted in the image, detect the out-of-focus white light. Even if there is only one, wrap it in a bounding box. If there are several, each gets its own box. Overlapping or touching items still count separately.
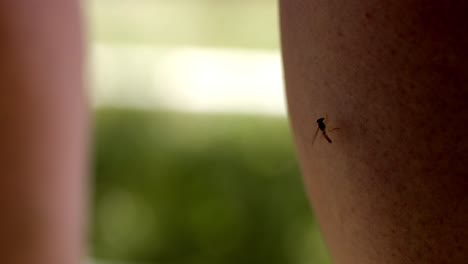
[93,44,286,116]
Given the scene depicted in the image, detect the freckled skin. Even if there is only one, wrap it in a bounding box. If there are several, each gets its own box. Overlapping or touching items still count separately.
[281,1,468,263]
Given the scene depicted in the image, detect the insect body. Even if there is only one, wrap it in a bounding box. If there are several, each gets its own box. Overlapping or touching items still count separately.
[316,117,333,143]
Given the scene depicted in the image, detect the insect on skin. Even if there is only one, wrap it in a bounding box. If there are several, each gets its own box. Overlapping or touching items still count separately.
[314,117,340,144]
[317,117,333,143]
[312,116,339,146]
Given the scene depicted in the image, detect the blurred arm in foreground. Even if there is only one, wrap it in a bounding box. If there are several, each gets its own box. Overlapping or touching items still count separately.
[280,1,468,263]
[0,1,88,263]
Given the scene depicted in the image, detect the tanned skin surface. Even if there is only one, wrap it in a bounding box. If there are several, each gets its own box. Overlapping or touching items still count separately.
[0,1,87,263]
[280,1,468,263]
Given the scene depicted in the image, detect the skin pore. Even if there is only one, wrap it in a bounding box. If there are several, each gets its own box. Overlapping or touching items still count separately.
[280,1,468,263]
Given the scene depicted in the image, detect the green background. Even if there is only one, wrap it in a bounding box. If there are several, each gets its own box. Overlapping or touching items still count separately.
[92,110,330,264]
[90,0,331,263]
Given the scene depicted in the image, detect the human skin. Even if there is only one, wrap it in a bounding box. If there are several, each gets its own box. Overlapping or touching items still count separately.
[280,1,468,263]
[0,1,87,263]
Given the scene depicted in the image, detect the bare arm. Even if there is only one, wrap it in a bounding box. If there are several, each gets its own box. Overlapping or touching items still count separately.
[280,1,468,263]
[0,1,87,263]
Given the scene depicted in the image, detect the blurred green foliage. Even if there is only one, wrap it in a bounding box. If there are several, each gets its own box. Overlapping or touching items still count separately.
[92,109,330,264]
